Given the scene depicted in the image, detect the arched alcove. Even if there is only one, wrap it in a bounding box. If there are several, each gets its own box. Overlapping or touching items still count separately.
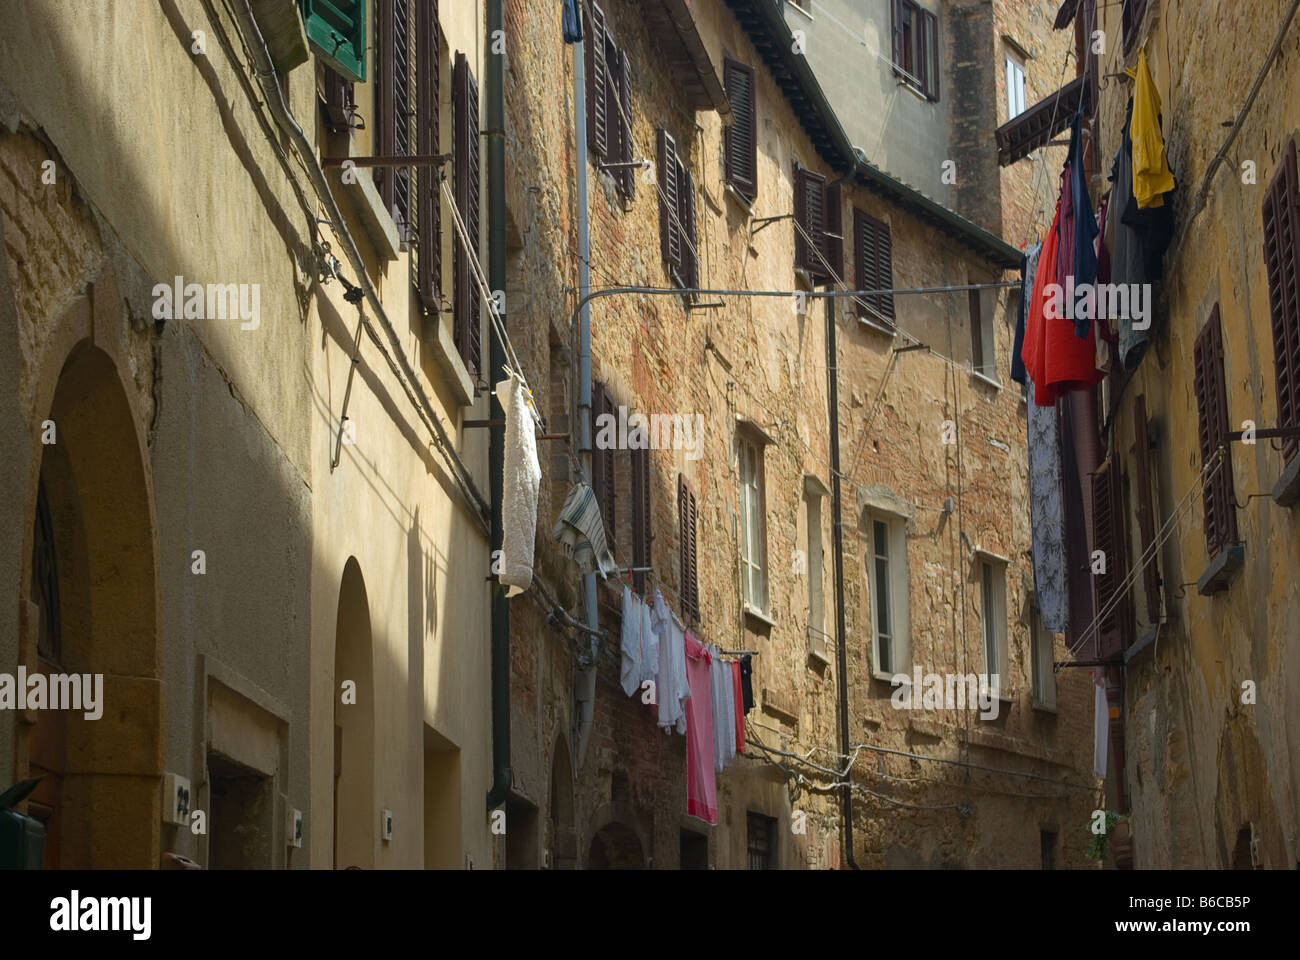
[333,556,375,869]
[548,734,576,869]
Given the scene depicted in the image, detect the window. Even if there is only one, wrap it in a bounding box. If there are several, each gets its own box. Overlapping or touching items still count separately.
[1193,306,1239,558]
[452,51,481,378]
[678,475,699,622]
[794,166,842,285]
[1262,137,1300,467]
[414,1,441,313]
[584,3,635,200]
[592,381,616,542]
[738,434,767,613]
[866,513,909,677]
[1005,50,1026,119]
[892,1,940,101]
[1090,455,1132,659]
[1040,829,1058,870]
[746,812,777,870]
[301,0,366,82]
[1132,395,1161,622]
[631,447,651,592]
[853,209,895,326]
[657,130,698,289]
[1030,603,1056,709]
[804,479,829,662]
[376,0,414,241]
[680,829,709,869]
[724,59,757,201]
[969,288,996,382]
[978,559,1007,695]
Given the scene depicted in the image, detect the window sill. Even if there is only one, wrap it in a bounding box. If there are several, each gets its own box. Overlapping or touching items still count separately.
[1124,628,1158,665]
[1030,700,1058,715]
[1196,543,1245,597]
[971,370,1003,391]
[743,603,777,630]
[856,312,898,338]
[331,166,401,264]
[724,181,756,213]
[1271,453,1300,506]
[786,1,813,23]
[896,77,934,104]
[428,308,477,408]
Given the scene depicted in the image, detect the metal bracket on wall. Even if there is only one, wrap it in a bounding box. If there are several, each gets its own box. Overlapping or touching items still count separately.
[750,213,793,238]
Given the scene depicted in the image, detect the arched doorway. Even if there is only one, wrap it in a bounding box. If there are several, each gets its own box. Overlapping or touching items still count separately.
[587,820,645,869]
[23,342,162,868]
[548,735,576,869]
[333,557,375,868]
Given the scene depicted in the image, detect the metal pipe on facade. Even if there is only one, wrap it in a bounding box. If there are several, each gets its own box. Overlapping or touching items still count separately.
[485,0,512,812]
[230,0,491,530]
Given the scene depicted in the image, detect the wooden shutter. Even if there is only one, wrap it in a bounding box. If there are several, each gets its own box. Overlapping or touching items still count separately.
[823,182,843,283]
[617,49,635,199]
[1132,395,1160,622]
[794,166,827,280]
[1194,307,1237,555]
[724,59,757,200]
[1090,456,1130,659]
[890,0,905,74]
[678,165,697,289]
[855,209,895,323]
[453,52,481,379]
[415,0,440,312]
[323,70,355,134]
[631,448,651,592]
[376,0,412,232]
[921,10,940,100]
[678,476,699,622]
[302,0,367,82]
[592,382,615,539]
[584,2,608,160]
[601,33,621,181]
[1262,137,1300,462]
[1122,0,1147,53]
[657,129,681,270]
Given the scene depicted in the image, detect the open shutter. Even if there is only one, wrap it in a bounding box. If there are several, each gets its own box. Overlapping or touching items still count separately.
[657,129,681,271]
[890,0,904,74]
[1262,137,1300,462]
[376,0,412,233]
[453,52,481,379]
[823,182,843,283]
[678,165,698,289]
[922,10,940,100]
[1132,395,1161,622]
[415,0,440,312]
[301,0,367,82]
[323,70,355,134]
[631,448,651,592]
[592,382,615,539]
[1091,457,1130,659]
[724,59,757,200]
[794,167,827,281]
[617,50,635,199]
[679,476,699,621]
[1194,306,1237,556]
[687,487,699,619]
[584,2,608,160]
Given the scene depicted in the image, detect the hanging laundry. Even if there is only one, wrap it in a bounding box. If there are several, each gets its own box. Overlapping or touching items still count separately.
[1027,375,1069,632]
[552,481,617,577]
[740,654,754,713]
[1129,48,1175,210]
[620,585,644,697]
[561,0,583,43]
[652,590,690,734]
[684,632,717,824]
[731,659,746,754]
[719,653,736,767]
[494,373,542,596]
[1010,243,1041,386]
[639,594,658,689]
[1068,113,1099,336]
[710,647,735,772]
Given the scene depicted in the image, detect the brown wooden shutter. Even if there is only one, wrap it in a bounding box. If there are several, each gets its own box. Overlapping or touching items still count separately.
[678,165,697,289]
[1194,306,1237,555]
[617,49,635,199]
[823,182,843,284]
[794,166,827,280]
[377,0,412,233]
[890,0,905,73]
[1090,456,1130,659]
[1132,395,1160,622]
[415,0,441,313]
[323,70,355,134]
[592,382,615,539]
[601,33,621,178]
[631,447,651,592]
[855,210,895,323]
[923,10,940,100]
[453,51,481,379]
[679,475,699,621]
[584,2,608,160]
[724,58,757,200]
[1262,137,1300,463]
[657,129,680,270]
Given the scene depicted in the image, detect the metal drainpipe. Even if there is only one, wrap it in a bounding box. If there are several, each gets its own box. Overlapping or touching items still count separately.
[572,19,599,767]
[485,0,511,812]
[826,295,860,869]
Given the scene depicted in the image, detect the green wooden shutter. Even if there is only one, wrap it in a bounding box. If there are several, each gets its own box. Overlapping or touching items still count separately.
[300,0,366,82]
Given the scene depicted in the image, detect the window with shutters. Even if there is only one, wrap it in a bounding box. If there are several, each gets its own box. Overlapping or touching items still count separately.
[1132,395,1161,623]
[1262,137,1300,467]
[746,812,777,870]
[452,51,481,380]
[865,511,910,679]
[584,3,635,201]
[724,59,757,202]
[794,166,842,286]
[803,479,830,664]
[631,447,651,593]
[376,0,414,243]
[1005,48,1026,120]
[657,129,697,290]
[969,288,997,385]
[738,434,767,614]
[592,381,616,543]
[678,475,700,623]
[301,0,366,82]
[1194,307,1239,559]
[977,558,1008,695]
[413,0,441,315]
[1090,456,1131,659]
[891,1,940,101]
[1029,602,1056,710]
[853,208,895,327]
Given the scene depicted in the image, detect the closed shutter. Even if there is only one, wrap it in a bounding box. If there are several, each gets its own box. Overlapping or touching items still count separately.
[584,2,608,160]
[678,165,698,289]
[724,58,757,200]
[1091,456,1130,659]
[592,382,615,540]
[657,129,681,271]
[890,0,904,73]
[415,0,440,312]
[617,50,635,199]
[301,0,366,82]
[679,476,699,622]
[601,33,621,182]
[1262,137,1300,462]
[823,182,843,283]
[921,9,940,100]
[794,166,827,281]
[376,0,412,233]
[854,209,895,323]
[1194,306,1237,556]
[453,52,481,379]
[1132,395,1161,622]
[631,448,651,592]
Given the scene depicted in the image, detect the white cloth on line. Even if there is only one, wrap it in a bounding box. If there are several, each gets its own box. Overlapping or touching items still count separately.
[640,595,658,688]
[494,374,541,596]
[651,590,690,734]
[552,481,617,577]
[620,585,642,697]
[711,646,736,772]
[1093,673,1109,780]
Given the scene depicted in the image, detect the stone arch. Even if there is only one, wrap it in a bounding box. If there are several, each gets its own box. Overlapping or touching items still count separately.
[548,733,576,869]
[21,338,163,868]
[1213,715,1283,869]
[333,556,375,868]
[586,801,648,869]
